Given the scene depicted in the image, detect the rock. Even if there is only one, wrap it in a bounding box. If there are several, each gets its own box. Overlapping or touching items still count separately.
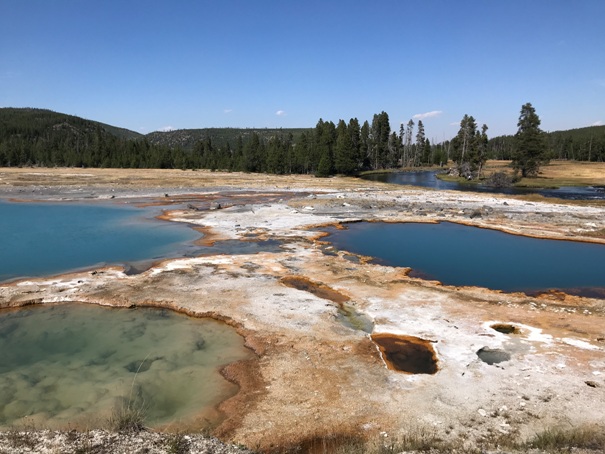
[210,202,222,210]
[585,380,599,388]
[482,205,494,215]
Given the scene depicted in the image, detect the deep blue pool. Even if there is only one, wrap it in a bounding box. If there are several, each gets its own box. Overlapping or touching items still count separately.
[0,200,201,282]
[321,222,605,296]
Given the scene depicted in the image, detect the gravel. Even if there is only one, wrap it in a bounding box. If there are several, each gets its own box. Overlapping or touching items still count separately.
[0,430,255,454]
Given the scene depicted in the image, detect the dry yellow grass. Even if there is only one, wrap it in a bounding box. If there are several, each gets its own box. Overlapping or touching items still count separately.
[1,161,603,194]
[0,167,381,191]
[483,160,605,187]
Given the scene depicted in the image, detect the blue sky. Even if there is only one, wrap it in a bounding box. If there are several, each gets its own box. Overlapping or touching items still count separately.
[1,0,604,140]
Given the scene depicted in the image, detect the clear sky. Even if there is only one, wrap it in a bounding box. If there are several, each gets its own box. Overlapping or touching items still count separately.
[1,0,604,140]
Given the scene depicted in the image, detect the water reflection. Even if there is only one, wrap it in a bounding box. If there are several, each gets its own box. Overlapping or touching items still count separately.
[362,171,605,200]
[321,221,605,296]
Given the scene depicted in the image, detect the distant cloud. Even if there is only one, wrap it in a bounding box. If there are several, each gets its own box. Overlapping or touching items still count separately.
[158,126,175,132]
[449,122,459,126]
[413,110,443,121]
[224,109,233,114]
[275,110,286,116]
[591,120,603,126]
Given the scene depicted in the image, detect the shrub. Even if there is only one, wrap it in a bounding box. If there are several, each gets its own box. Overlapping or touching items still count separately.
[485,171,513,188]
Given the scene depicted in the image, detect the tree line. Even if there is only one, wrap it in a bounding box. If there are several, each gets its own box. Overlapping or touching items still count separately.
[1,107,602,177]
[488,125,605,162]
[0,108,447,175]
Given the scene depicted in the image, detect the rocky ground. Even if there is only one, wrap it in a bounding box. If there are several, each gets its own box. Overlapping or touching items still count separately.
[0,430,255,454]
[1,168,604,453]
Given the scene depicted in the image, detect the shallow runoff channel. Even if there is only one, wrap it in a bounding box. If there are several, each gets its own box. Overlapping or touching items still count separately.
[321,221,605,297]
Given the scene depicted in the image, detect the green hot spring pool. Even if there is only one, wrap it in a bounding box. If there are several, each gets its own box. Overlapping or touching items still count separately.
[0,303,253,429]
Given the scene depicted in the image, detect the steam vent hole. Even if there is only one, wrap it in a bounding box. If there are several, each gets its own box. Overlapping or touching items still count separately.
[477,347,511,365]
[491,323,520,334]
[371,334,438,374]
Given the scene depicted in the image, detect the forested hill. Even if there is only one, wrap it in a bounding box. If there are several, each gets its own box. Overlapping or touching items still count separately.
[146,127,310,150]
[0,108,142,140]
[488,124,605,161]
[0,108,309,150]
[0,108,313,169]
[0,108,155,167]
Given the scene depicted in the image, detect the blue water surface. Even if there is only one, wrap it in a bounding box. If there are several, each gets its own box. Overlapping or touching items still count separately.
[322,222,605,296]
[362,171,605,200]
[0,200,200,282]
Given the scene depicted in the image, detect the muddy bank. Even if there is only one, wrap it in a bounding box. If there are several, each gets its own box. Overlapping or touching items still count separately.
[1,169,604,451]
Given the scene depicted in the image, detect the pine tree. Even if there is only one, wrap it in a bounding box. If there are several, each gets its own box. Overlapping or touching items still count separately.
[360,120,371,169]
[314,119,335,176]
[451,114,486,179]
[370,111,391,169]
[512,103,548,177]
[476,124,489,178]
[294,131,310,173]
[334,120,356,174]
[423,138,432,165]
[415,120,426,165]
[243,132,261,172]
[387,132,401,168]
[398,123,405,167]
[404,119,414,167]
[347,118,362,170]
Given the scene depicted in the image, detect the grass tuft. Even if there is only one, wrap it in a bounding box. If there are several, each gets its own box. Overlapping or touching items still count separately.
[524,425,605,451]
[108,355,150,433]
[107,397,148,433]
